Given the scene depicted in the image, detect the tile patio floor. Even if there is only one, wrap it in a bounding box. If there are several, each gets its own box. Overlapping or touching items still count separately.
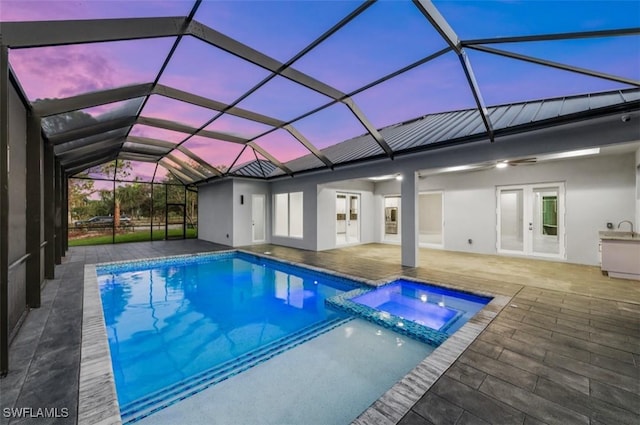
[1,240,638,425]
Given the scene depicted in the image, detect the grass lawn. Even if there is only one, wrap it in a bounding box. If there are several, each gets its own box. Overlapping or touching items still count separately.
[69,228,197,246]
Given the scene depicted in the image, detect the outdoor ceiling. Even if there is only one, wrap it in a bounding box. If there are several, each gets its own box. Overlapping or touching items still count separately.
[1,0,639,185]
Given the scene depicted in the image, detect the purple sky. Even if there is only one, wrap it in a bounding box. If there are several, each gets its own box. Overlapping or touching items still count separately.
[2,0,639,180]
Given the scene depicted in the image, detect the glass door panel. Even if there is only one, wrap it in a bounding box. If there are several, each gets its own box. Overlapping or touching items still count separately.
[252,194,265,243]
[347,195,360,243]
[532,188,560,255]
[418,192,443,247]
[336,194,347,245]
[384,196,401,243]
[498,184,564,258]
[499,189,524,252]
[336,193,360,245]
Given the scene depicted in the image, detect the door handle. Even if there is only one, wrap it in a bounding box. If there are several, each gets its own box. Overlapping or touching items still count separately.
[529,223,533,231]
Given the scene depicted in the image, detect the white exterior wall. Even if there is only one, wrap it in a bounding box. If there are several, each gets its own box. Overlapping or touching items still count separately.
[197,112,639,261]
[198,180,233,246]
[374,154,635,265]
[269,178,317,250]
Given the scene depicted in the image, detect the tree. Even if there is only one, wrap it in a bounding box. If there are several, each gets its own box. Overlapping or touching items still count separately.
[68,176,95,222]
[85,160,133,227]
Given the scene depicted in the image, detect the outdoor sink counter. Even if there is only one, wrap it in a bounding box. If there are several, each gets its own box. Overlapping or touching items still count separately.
[599,231,640,281]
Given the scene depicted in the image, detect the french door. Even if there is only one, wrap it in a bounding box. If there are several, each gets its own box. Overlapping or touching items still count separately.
[497,183,565,259]
[336,193,360,245]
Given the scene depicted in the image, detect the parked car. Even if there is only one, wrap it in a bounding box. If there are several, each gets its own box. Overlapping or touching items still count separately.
[74,215,131,227]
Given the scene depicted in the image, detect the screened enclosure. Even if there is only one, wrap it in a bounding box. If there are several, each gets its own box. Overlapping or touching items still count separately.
[0,0,637,246]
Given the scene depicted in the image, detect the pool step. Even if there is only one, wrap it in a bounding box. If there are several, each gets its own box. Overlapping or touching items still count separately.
[120,316,353,424]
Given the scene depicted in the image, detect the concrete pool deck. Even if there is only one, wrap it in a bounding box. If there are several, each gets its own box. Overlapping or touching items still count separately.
[1,240,639,425]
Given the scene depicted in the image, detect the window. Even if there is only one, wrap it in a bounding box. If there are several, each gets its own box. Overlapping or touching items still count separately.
[273,192,303,238]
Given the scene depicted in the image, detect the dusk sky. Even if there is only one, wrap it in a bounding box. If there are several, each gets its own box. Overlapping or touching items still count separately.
[2,0,638,182]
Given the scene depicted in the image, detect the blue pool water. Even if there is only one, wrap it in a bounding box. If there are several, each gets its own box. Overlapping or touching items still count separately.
[97,252,357,413]
[97,253,491,424]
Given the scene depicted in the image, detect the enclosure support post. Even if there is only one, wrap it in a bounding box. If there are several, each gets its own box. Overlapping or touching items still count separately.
[26,112,42,308]
[183,185,187,239]
[43,142,55,279]
[150,182,154,241]
[164,184,168,240]
[112,160,117,244]
[62,174,68,253]
[0,43,10,376]
[54,159,62,265]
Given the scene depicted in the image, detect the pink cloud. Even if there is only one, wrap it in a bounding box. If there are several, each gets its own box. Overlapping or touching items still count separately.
[10,45,116,100]
[9,38,174,101]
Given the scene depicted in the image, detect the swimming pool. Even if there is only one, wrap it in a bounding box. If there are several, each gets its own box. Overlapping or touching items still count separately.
[91,251,501,424]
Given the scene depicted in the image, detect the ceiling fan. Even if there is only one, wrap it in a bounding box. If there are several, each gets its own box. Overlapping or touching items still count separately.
[496,157,537,168]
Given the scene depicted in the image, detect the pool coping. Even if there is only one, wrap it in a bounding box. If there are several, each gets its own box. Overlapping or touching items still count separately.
[78,249,511,425]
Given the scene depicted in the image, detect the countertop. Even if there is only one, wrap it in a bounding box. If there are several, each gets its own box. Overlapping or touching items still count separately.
[599,231,640,241]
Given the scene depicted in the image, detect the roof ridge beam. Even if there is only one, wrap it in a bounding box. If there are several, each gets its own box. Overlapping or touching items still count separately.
[33,83,153,117]
[117,153,160,163]
[412,0,493,140]
[246,143,292,176]
[158,159,193,184]
[342,98,395,157]
[153,84,285,127]
[175,146,222,177]
[283,125,334,169]
[413,0,461,52]
[469,44,640,87]
[165,153,209,180]
[126,135,176,150]
[2,17,187,49]
[186,20,347,101]
[458,50,495,141]
[463,27,640,46]
[137,116,248,144]
[48,116,136,145]
[62,149,117,169]
[66,155,117,175]
[57,137,125,160]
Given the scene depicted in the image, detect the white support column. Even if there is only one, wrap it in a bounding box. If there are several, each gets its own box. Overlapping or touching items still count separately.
[401,171,418,267]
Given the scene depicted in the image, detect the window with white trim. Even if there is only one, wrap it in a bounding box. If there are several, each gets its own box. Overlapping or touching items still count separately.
[273,192,303,238]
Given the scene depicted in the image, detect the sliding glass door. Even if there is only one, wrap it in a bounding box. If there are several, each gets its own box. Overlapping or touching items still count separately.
[497,183,565,258]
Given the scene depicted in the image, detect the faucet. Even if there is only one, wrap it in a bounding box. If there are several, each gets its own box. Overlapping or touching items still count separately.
[617,220,634,234]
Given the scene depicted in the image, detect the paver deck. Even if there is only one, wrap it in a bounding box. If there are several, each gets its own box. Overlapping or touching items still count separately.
[2,240,638,425]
